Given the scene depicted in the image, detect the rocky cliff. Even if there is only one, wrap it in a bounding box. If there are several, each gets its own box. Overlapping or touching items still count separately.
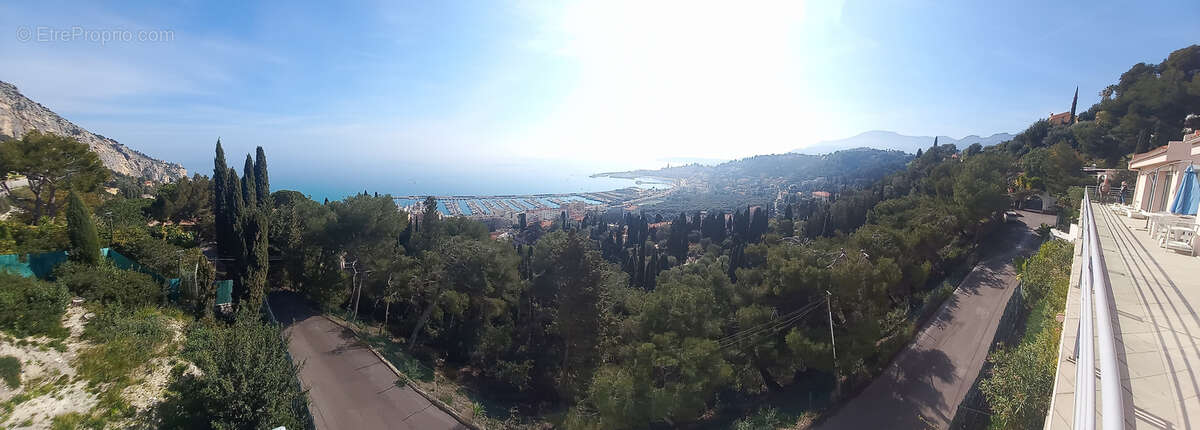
[0,81,186,182]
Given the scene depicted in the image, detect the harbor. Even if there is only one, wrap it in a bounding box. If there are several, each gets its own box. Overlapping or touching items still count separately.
[393,187,653,223]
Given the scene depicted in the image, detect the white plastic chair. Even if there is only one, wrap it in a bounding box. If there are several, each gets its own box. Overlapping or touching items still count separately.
[1162,225,1198,256]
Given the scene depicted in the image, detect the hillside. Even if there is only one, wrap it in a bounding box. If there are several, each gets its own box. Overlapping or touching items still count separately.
[594,148,912,213]
[0,81,186,182]
[792,130,1015,155]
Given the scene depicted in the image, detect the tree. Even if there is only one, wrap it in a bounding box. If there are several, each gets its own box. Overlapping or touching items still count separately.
[242,154,257,209]
[570,255,733,428]
[224,168,246,285]
[151,174,213,225]
[195,252,217,320]
[254,146,270,208]
[65,190,101,265]
[965,142,983,156]
[0,131,108,222]
[159,310,309,430]
[213,140,231,257]
[241,207,269,309]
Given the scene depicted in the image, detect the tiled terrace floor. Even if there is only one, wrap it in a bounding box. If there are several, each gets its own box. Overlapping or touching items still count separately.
[1047,203,1200,429]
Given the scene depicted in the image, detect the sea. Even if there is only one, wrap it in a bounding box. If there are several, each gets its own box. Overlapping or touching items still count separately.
[258,158,671,204]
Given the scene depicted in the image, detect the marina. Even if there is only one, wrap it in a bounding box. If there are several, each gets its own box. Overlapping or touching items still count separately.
[392,187,664,222]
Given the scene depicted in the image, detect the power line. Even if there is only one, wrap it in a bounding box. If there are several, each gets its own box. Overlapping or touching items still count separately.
[716,297,827,350]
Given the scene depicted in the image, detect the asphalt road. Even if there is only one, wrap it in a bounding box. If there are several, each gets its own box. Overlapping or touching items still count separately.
[815,210,1056,429]
[269,292,467,430]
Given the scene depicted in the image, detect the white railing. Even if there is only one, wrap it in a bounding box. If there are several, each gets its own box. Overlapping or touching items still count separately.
[1073,190,1123,430]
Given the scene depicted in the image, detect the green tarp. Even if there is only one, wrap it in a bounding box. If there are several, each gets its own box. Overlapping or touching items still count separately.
[103,248,169,283]
[215,280,233,305]
[1,248,232,306]
[0,251,69,279]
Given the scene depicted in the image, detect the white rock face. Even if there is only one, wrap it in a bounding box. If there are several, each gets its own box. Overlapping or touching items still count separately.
[0,80,186,182]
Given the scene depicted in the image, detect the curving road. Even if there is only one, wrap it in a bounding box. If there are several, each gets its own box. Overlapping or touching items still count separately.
[815,210,1055,429]
[269,292,467,430]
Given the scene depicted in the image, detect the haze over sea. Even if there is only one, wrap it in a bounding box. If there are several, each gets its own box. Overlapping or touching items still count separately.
[222,157,667,203]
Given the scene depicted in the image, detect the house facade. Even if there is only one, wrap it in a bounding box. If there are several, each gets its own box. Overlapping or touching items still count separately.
[1129,130,1200,212]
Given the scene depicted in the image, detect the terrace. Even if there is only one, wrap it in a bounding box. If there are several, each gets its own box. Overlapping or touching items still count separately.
[1047,195,1200,429]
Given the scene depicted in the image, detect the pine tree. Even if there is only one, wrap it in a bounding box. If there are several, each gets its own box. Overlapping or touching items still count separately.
[66,190,101,265]
[254,146,270,207]
[242,154,257,209]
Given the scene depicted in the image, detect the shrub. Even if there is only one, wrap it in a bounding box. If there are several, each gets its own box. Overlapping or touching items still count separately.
[0,218,68,254]
[111,235,187,276]
[53,260,161,306]
[158,309,308,429]
[734,407,790,430]
[0,355,20,388]
[980,239,1073,429]
[0,272,69,337]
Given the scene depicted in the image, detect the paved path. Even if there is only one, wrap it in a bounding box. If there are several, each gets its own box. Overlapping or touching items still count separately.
[269,292,467,430]
[816,211,1055,429]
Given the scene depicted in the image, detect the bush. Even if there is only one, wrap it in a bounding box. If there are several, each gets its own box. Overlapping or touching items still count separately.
[980,239,1073,429]
[0,355,20,388]
[0,219,69,254]
[733,407,790,430]
[158,309,308,430]
[0,272,69,337]
[53,260,161,306]
[111,235,187,276]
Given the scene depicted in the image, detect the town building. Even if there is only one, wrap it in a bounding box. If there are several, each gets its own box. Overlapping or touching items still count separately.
[1128,129,1200,212]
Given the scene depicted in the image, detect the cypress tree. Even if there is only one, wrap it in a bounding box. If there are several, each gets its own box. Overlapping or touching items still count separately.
[195,253,216,320]
[213,140,229,257]
[254,146,270,207]
[242,208,269,309]
[66,190,101,265]
[242,154,257,209]
[1070,86,1079,123]
[225,168,246,289]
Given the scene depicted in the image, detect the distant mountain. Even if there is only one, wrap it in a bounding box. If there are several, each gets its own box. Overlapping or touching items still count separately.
[0,80,186,182]
[792,130,1015,155]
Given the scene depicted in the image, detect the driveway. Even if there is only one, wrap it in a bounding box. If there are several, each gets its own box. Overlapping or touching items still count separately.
[269,291,467,430]
[815,210,1056,429]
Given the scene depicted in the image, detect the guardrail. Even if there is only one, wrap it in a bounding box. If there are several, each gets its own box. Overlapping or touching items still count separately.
[1072,189,1123,430]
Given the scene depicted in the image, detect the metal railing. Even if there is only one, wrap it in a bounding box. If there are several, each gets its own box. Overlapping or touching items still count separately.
[1072,190,1123,430]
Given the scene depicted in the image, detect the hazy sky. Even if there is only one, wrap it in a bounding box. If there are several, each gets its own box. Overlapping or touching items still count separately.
[2,1,1198,181]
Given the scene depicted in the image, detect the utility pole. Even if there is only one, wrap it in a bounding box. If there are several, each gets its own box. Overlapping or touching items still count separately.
[826,290,840,397]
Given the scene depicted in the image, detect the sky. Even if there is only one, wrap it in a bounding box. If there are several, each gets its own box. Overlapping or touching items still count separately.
[1,0,1198,196]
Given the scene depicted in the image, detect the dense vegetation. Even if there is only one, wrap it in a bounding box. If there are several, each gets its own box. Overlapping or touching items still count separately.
[158,309,309,430]
[0,272,69,337]
[0,44,1193,429]
[980,240,1072,429]
[1,136,304,429]
[599,148,914,215]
